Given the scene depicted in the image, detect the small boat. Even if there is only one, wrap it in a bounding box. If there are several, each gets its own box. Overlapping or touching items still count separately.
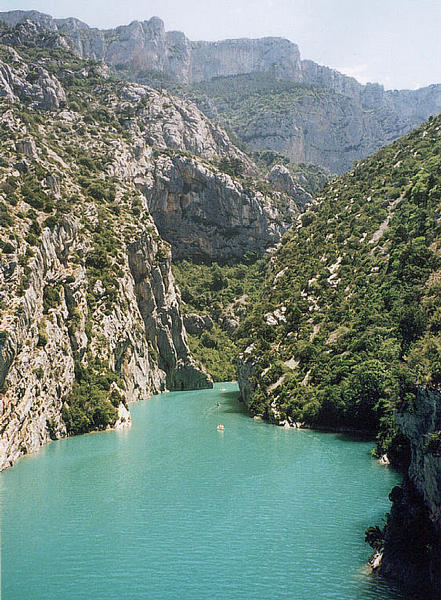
[217,424,225,431]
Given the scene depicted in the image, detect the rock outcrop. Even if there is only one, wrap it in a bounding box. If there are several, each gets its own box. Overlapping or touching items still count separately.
[237,345,257,409]
[143,154,298,262]
[378,388,441,596]
[183,313,213,336]
[267,165,311,209]
[0,45,66,110]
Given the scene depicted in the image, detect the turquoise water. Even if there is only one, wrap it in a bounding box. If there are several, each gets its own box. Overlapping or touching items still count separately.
[1,383,407,600]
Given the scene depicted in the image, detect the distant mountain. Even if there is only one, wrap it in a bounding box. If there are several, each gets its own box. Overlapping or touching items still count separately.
[1,10,441,173]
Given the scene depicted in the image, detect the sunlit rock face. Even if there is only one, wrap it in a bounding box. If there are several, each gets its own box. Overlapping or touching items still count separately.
[2,10,441,174]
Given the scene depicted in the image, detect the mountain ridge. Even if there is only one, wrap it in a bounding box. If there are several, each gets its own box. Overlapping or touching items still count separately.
[2,10,441,174]
[0,10,438,98]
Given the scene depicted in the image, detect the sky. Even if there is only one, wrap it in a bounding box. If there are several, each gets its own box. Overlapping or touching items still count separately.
[1,0,440,90]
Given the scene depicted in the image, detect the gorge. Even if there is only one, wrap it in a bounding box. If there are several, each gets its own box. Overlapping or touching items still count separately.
[0,9,441,599]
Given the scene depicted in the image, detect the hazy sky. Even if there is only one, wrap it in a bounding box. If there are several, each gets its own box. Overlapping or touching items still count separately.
[1,0,440,90]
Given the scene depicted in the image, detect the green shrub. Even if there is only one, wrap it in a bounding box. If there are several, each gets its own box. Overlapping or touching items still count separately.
[0,202,14,227]
[43,216,58,230]
[43,285,61,313]
[37,323,48,347]
[61,362,120,435]
[424,431,441,456]
[2,241,14,254]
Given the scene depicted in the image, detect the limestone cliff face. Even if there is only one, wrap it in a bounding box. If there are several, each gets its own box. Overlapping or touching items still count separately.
[396,390,441,529]
[95,81,299,262]
[267,164,311,209]
[236,345,257,409]
[0,11,303,85]
[379,389,441,595]
[230,91,411,174]
[143,154,299,262]
[0,218,209,471]
[189,37,302,83]
[0,33,300,469]
[2,10,441,174]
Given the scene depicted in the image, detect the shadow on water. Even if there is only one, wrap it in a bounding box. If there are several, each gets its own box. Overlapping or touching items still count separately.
[217,390,248,414]
[218,390,240,402]
[334,432,377,444]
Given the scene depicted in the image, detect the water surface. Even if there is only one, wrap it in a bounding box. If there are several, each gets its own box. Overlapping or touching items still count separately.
[1,383,406,599]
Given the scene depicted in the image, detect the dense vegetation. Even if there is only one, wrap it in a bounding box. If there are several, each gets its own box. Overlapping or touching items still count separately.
[61,360,123,435]
[238,113,441,463]
[173,259,266,381]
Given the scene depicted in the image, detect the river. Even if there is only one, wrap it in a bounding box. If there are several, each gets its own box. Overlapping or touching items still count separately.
[1,382,406,599]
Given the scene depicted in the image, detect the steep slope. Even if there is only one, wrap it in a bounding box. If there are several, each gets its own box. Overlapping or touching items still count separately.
[238,113,441,592]
[0,26,299,469]
[0,22,302,263]
[366,388,441,596]
[0,44,210,470]
[238,113,441,462]
[1,11,441,174]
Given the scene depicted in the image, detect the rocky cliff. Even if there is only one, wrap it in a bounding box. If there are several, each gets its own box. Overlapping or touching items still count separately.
[190,75,413,174]
[143,154,300,262]
[375,388,441,597]
[0,11,303,84]
[0,214,211,471]
[2,10,438,174]
[0,26,300,469]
